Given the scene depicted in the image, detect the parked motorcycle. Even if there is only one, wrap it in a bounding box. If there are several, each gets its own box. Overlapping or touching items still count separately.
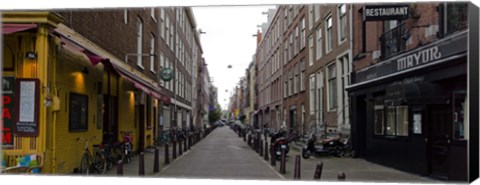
[301,133,352,159]
[270,130,297,160]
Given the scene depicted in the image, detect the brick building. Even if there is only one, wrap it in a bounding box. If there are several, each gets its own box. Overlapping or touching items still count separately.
[347,2,469,181]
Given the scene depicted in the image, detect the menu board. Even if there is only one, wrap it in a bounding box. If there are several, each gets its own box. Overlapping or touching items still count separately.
[14,79,40,137]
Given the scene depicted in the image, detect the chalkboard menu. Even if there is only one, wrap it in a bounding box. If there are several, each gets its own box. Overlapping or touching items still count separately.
[69,92,88,132]
[14,78,40,137]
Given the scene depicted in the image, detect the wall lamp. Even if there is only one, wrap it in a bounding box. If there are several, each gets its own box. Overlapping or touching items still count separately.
[81,67,89,75]
[25,51,37,60]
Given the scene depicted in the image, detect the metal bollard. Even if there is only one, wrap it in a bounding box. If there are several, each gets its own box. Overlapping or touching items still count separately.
[116,160,123,175]
[243,133,247,142]
[264,141,269,161]
[313,162,324,180]
[259,139,264,156]
[154,147,160,173]
[179,139,183,156]
[184,137,187,152]
[139,152,145,176]
[188,135,191,150]
[337,172,346,181]
[293,155,301,179]
[164,143,170,164]
[280,148,286,174]
[172,141,177,159]
[280,149,286,174]
[270,146,276,166]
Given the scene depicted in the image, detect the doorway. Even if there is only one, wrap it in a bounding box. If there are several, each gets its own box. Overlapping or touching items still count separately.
[102,95,118,143]
[427,104,451,179]
[289,107,296,131]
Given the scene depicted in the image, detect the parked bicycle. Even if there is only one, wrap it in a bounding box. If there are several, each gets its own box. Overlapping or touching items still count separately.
[77,136,107,175]
[120,131,134,164]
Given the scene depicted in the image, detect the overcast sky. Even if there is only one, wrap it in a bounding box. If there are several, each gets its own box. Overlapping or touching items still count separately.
[192,5,275,110]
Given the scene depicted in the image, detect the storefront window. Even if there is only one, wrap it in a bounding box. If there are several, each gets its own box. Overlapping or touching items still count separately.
[386,107,396,135]
[396,106,408,136]
[453,92,466,140]
[381,105,409,137]
[374,105,384,135]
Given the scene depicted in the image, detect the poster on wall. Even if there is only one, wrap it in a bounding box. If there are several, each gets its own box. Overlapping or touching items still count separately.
[14,78,40,137]
[2,76,15,148]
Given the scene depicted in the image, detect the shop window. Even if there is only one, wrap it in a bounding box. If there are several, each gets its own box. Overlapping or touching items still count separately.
[384,105,409,136]
[374,105,384,135]
[444,2,468,35]
[69,93,88,132]
[453,91,466,140]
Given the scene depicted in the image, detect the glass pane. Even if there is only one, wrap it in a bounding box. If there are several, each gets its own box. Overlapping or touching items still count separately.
[446,3,468,34]
[374,105,384,135]
[386,107,395,135]
[396,106,408,136]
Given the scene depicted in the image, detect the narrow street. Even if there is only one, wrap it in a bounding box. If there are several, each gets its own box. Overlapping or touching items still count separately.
[156,127,283,180]
[103,127,438,183]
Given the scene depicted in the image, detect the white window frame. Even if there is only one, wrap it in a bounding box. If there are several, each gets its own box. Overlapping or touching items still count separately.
[124,9,128,24]
[300,18,306,50]
[325,15,333,53]
[327,62,337,111]
[165,18,170,47]
[151,8,157,22]
[136,17,144,69]
[337,4,347,44]
[150,34,156,73]
[308,35,314,66]
[309,74,316,115]
[316,27,323,60]
[308,5,313,30]
[300,59,305,91]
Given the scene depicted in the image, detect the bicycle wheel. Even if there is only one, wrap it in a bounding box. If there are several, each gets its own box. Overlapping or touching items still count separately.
[79,154,90,175]
[94,152,107,174]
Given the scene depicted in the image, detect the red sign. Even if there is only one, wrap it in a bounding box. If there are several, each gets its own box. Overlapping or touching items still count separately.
[2,76,15,148]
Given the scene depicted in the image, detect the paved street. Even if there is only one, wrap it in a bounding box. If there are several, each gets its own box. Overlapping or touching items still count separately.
[156,127,283,180]
[102,127,440,183]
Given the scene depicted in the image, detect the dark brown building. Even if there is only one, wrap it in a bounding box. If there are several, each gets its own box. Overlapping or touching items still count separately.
[347,3,469,181]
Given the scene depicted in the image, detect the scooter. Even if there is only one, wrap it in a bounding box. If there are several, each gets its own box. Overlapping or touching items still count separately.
[270,131,294,160]
[301,133,345,159]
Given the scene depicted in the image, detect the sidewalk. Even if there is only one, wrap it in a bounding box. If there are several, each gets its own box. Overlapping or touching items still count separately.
[248,133,440,183]
[103,136,202,177]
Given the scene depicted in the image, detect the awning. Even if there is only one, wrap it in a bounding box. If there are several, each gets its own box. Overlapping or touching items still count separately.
[55,31,107,66]
[53,28,170,103]
[2,24,37,35]
[111,62,170,103]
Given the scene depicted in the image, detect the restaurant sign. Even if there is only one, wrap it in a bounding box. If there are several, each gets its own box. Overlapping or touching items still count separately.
[363,5,409,21]
[2,76,15,148]
[354,31,467,84]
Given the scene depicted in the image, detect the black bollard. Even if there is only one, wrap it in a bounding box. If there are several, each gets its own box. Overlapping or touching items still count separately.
[172,141,177,159]
[184,137,187,152]
[116,160,123,175]
[280,148,286,174]
[154,147,159,173]
[179,139,183,156]
[264,141,269,161]
[259,139,264,156]
[337,172,346,181]
[188,135,191,150]
[139,152,145,176]
[313,162,324,180]
[294,155,301,179]
[270,146,276,166]
[164,143,170,164]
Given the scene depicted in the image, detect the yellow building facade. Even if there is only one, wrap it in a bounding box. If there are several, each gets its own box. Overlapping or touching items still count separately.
[2,12,160,174]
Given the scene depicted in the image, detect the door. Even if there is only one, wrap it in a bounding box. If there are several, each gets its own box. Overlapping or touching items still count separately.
[138,104,145,153]
[427,104,451,178]
[102,95,118,143]
[289,108,296,131]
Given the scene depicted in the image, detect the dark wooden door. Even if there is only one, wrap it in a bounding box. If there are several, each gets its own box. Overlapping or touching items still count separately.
[138,104,145,153]
[427,104,451,179]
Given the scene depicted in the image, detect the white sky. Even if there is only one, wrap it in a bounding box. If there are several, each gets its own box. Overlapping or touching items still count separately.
[192,5,275,110]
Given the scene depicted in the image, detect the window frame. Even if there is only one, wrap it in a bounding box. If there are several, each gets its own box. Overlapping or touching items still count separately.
[325,15,333,53]
[69,92,89,132]
[136,17,144,69]
[327,62,337,111]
